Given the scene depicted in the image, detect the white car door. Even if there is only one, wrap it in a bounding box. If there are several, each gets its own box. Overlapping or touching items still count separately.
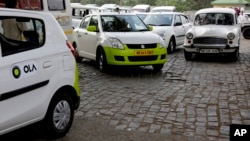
[174,15,186,45]
[0,16,54,132]
[85,15,99,60]
[75,16,91,58]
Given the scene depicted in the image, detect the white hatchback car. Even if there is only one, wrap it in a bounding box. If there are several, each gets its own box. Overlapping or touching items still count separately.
[143,12,192,53]
[183,8,241,61]
[72,13,167,72]
[0,8,80,138]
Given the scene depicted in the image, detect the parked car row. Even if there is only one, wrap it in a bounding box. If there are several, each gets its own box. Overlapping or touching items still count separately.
[0,6,243,139]
[71,7,242,73]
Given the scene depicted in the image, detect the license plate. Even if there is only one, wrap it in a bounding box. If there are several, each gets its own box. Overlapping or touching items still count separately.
[134,50,153,56]
[200,49,219,53]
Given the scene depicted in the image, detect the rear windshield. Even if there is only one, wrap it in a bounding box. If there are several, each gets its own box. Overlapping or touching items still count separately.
[0,16,45,56]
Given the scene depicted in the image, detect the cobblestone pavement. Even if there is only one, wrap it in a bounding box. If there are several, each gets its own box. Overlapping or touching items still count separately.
[1,38,250,141]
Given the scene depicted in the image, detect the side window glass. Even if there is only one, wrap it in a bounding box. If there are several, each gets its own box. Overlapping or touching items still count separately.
[18,0,43,10]
[47,0,65,10]
[175,15,182,26]
[0,17,45,57]
[89,16,99,30]
[80,16,90,29]
[181,15,189,24]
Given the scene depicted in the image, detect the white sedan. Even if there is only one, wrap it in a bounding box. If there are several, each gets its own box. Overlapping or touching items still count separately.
[183,8,241,61]
[143,12,192,54]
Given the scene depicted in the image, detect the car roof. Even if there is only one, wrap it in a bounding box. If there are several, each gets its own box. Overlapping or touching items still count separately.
[147,11,184,15]
[152,6,176,10]
[195,8,236,15]
[132,4,150,8]
[89,12,138,16]
[0,7,49,16]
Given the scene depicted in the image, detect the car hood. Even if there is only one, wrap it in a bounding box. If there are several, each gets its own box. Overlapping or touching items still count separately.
[190,25,239,37]
[104,32,161,44]
[151,26,171,34]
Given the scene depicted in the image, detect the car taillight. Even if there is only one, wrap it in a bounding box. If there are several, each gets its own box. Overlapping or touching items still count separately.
[66,40,77,59]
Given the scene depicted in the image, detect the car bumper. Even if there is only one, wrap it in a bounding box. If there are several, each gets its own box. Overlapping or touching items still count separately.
[183,44,239,53]
[103,44,167,66]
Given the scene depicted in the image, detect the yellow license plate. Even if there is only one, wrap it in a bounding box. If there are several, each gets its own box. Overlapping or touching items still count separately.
[134,50,154,56]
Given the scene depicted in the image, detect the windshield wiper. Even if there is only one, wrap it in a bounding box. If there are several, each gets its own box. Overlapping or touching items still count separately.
[136,29,148,31]
[158,24,170,26]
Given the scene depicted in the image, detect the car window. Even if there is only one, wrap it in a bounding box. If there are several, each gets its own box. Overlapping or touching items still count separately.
[143,14,173,26]
[47,0,65,10]
[0,16,45,57]
[101,15,148,32]
[194,13,234,26]
[80,16,90,29]
[175,15,182,25]
[89,15,99,31]
[181,15,190,24]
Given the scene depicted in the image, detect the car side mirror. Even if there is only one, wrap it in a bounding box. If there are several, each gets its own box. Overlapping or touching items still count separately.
[174,22,182,26]
[148,25,153,31]
[87,25,97,32]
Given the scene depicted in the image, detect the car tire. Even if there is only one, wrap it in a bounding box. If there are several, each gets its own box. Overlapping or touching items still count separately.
[167,37,175,54]
[42,91,74,139]
[184,50,192,61]
[242,27,250,39]
[152,64,164,71]
[230,48,239,62]
[97,47,108,72]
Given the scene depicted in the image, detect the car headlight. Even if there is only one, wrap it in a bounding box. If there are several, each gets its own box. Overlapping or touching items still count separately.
[227,33,235,40]
[109,38,124,49]
[186,32,193,39]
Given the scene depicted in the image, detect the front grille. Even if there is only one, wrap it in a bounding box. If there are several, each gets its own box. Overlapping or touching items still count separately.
[193,37,227,44]
[128,56,158,62]
[127,43,157,49]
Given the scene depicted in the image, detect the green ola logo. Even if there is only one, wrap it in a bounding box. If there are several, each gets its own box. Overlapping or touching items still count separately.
[12,66,21,79]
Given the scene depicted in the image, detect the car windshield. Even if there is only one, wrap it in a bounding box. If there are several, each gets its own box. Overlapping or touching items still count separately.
[101,15,148,32]
[194,13,234,26]
[143,14,173,26]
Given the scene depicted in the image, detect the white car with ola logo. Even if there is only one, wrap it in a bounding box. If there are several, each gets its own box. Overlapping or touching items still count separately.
[0,8,80,139]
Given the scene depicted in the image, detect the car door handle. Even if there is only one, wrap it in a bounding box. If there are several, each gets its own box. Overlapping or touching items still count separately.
[43,61,52,68]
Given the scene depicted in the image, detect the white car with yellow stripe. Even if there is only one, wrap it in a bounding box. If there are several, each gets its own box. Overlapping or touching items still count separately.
[0,8,80,138]
[72,13,167,72]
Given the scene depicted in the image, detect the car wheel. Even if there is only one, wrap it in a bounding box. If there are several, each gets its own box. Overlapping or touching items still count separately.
[167,37,175,54]
[230,48,239,62]
[152,64,164,72]
[242,27,250,39]
[73,43,82,63]
[42,91,74,139]
[97,48,108,72]
[184,50,193,61]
